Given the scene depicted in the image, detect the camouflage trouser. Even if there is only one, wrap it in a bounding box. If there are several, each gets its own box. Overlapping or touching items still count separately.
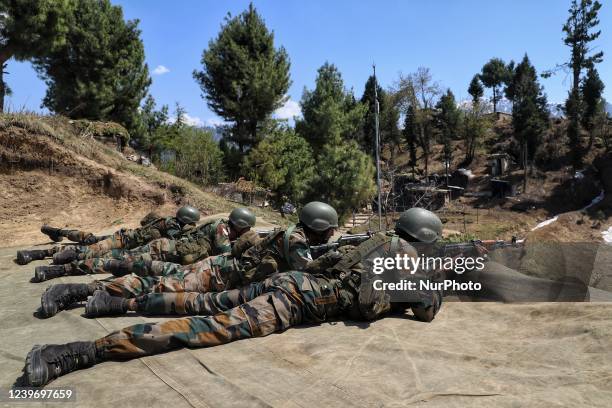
[72,239,179,275]
[97,254,236,298]
[77,228,161,259]
[59,229,107,245]
[95,272,339,360]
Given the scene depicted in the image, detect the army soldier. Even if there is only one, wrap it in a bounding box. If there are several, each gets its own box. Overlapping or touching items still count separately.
[34,205,201,267]
[32,208,258,282]
[15,212,164,265]
[37,201,339,317]
[21,208,444,387]
[39,211,164,244]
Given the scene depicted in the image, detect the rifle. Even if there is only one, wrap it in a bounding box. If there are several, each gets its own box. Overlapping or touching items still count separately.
[440,236,521,258]
[436,236,522,275]
[309,232,374,259]
[256,229,275,238]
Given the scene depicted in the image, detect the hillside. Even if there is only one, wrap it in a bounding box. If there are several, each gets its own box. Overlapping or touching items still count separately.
[0,114,288,247]
[380,115,612,243]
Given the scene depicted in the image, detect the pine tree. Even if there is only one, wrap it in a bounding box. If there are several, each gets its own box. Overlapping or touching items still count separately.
[193,3,291,153]
[360,75,386,156]
[402,104,418,175]
[296,62,365,154]
[582,66,605,149]
[435,89,461,181]
[297,62,374,216]
[137,94,169,154]
[0,0,72,112]
[310,141,376,217]
[509,55,549,181]
[244,126,315,204]
[381,92,402,164]
[468,75,484,106]
[480,58,512,113]
[562,0,604,167]
[360,75,401,161]
[33,0,150,135]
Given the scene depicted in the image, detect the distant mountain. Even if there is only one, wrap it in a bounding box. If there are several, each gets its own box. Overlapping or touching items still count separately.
[606,101,612,115]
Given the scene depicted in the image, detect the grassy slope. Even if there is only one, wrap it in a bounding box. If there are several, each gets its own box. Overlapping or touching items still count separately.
[0,113,292,230]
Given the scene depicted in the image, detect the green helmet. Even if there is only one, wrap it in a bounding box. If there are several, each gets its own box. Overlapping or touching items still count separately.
[228,207,256,230]
[176,205,200,224]
[299,201,339,232]
[395,208,442,243]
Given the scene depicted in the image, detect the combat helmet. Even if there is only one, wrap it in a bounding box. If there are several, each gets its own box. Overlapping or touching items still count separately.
[176,205,200,224]
[395,208,442,243]
[228,207,256,230]
[299,201,339,232]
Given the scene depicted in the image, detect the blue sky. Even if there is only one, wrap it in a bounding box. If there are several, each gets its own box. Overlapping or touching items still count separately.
[6,0,611,126]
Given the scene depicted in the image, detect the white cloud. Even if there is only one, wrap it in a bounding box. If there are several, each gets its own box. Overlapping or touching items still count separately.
[273,98,301,120]
[152,65,170,75]
[167,113,204,127]
[183,113,204,127]
[204,118,225,128]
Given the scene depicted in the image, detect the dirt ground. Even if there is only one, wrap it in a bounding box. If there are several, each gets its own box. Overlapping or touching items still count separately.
[0,170,177,248]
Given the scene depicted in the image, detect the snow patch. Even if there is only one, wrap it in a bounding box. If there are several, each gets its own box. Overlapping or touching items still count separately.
[529,190,604,232]
[531,216,558,231]
[457,168,475,179]
[602,227,612,245]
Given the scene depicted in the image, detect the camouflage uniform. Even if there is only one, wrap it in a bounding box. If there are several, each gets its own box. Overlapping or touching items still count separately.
[96,272,357,359]
[55,229,107,245]
[44,211,162,245]
[94,233,441,360]
[92,225,312,298]
[69,219,235,275]
[74,216,188,260]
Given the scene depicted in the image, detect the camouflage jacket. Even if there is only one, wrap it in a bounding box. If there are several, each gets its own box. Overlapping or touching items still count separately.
[315,233,427,321]
[123,216,189,247]
[232,225,313,286]
[171,219,231,264]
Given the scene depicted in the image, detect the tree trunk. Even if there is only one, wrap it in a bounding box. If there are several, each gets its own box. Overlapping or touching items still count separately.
[523,141,527,193]
[0,66,4,113]
[492,87,497,113]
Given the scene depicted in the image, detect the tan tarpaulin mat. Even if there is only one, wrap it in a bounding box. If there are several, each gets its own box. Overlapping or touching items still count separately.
[1,246,612,407]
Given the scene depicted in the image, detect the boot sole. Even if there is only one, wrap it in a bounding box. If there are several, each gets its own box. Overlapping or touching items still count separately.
[32,267,47,283]
[40,288,58,318]
[25,345,49,387]
[15,252,31,265]
[85,291,105,317]
[41,226,64,243]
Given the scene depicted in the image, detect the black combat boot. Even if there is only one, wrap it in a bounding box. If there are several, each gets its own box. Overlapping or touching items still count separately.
[15,248,56,265]
[40,225,64,243]
[24,341,99,387]
[31,265,70,283]
[85,290,129,317]
[52,248,79,265]
[40,283,90,317]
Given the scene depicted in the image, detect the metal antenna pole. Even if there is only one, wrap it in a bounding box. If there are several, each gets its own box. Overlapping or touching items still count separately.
[373,64,383,231]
